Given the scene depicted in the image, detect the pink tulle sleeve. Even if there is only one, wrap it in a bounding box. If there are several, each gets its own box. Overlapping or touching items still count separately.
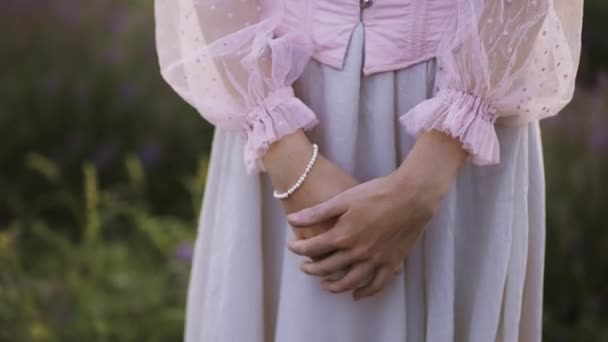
[154,0,318,173]
[400,0,583,165]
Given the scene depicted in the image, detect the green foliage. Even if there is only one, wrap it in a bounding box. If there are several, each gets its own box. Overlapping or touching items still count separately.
[0,154,208,341]
[0,1,210,340]
[0,0,607,341]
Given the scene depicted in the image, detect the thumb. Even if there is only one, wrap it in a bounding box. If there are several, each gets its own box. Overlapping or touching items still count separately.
[287,194,348,227]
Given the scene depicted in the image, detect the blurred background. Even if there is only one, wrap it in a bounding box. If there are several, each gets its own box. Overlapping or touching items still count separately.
[0,1,606,341]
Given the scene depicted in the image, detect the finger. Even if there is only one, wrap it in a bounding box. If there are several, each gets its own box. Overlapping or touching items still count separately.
[353,267,392,300]
[321,262,376,294]
[287,194,348,227]
[288,230,339,258]
[394,263,404,275]
[300,250,356,277]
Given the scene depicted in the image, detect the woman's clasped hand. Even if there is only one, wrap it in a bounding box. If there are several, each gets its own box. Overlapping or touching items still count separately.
[282,130,468,301]
[286,171,436,301]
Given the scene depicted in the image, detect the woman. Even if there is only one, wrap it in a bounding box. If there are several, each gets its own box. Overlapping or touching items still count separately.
[155,1,583,341]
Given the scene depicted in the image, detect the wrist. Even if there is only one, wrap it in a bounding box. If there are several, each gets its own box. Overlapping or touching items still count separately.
[262,129,315,192]
[394,130,468,203]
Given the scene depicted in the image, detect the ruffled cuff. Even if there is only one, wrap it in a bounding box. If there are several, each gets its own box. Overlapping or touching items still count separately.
[241,86,319,173]
[399,89,500,165]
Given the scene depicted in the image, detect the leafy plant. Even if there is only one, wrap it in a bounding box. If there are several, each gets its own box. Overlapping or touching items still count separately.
[0,155,207,341]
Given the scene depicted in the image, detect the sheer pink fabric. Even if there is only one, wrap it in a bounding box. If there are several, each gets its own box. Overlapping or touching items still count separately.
[155,0,317,173]
[401,0,583,165]
[155,0,583,171]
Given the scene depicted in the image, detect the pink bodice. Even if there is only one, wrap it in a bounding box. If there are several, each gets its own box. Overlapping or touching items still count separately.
[280,0,457,75]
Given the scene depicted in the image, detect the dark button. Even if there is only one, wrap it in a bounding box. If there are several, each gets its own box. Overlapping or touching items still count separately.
[361,0,373,9]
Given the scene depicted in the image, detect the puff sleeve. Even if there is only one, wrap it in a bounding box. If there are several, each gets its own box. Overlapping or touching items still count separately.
[400,0,584,165]
[154,0,318,173]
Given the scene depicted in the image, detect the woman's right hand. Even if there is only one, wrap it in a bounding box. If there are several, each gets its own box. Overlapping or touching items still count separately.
[281,154,359,241]
[262,130,359,241]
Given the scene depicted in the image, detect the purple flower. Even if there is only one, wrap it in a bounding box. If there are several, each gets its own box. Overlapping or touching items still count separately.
[60,310,74,326]
[92,141,119,171]
[103,47,122,65]
[109,9,128,35]
[55,0,81,28]
[138,143,163,168]
[2,0,37,16]
[586,89,608,153]
[41,73,62,95]
[175,241,194,263]
[589,130,608,153]
[118,82,137,103]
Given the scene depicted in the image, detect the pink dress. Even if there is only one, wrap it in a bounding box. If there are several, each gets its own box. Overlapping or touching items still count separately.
[154,1,583,341]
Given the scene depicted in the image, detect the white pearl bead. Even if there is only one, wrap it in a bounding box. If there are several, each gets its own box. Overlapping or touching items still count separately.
[273,144,319,199]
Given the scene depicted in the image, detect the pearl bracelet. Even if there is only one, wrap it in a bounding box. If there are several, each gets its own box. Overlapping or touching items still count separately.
[273,143,319,200]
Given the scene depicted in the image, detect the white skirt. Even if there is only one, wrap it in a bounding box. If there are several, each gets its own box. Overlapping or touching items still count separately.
[185,22,545,342]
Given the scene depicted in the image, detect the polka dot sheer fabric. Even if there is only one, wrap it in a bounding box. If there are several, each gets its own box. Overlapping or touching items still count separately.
[154,0,317,173]
[401,0,583,165]
[155,0,583,171]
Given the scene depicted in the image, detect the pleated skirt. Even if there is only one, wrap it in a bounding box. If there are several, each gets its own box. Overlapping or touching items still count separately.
[184,22,545,342]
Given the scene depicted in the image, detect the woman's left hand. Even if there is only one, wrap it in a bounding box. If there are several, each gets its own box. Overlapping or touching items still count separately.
[286,172,436,300]
[287,130,469,300]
